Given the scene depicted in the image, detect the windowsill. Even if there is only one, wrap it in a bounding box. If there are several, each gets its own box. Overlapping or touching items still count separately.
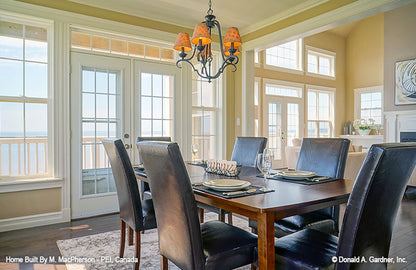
[263,64,303,75]
[0,177,64,193]
[306,71,336,80]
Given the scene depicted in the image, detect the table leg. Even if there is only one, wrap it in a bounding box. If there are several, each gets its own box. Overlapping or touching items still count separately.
[257,212,275,270]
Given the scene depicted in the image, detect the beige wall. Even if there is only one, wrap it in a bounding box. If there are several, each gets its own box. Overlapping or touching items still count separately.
[345,14,384,121]
[253,31,347,136]
[384,2,416,112]
[0,188,61,219]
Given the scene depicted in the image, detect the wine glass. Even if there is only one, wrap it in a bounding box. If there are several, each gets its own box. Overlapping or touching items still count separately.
[191,143,199,162]
[257,149,274,185]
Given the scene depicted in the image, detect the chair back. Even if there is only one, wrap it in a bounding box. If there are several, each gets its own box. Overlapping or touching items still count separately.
[231,137,267,167]
[336,143,416,270]
[137,141,205,270]
[296,138,350,179]
[102,139,144,232]
[136,136,171,164]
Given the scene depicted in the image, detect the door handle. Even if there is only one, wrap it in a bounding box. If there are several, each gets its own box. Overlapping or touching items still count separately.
[124,144,132,149]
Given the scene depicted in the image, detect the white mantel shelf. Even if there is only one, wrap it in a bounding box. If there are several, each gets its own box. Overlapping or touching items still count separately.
[340,135,383,140]
[339,135,384,151]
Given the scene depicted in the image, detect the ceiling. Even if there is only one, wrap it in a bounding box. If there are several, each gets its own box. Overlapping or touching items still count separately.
[67,0,328,35]
[327,20,360,37]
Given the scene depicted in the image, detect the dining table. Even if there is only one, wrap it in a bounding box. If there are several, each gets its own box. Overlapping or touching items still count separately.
[136,164,355,270]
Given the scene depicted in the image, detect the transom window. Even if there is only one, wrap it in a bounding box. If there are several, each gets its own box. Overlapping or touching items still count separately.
[265,83,302,98]
[71,30,174,62]
[265,39,302,71]
[307,46,335,77]
[307,87,335,138]
[354,86,383,125]
[0,19,51,178]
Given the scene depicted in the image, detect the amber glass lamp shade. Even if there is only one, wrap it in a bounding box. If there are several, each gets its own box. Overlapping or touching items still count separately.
[223,27,242,47]
[223,45,240,56]
[173,33,192,52]
[191,23,212,45]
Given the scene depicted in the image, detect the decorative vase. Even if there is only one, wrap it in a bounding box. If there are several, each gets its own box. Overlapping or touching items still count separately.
[358,129,371,135]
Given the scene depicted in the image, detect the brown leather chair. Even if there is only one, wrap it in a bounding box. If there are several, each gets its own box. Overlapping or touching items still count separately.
[249,138,350,237]
[136,136,171,200]
[198,136,268,225]
[273,143,416,269]
[137,141,258,270]
[103,139,157,270]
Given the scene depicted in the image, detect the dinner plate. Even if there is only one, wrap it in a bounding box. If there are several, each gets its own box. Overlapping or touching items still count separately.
[203,179,251,191]
[277,171,317,180]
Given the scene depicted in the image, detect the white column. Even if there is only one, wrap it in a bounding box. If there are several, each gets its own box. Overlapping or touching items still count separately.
[242,50,255,136]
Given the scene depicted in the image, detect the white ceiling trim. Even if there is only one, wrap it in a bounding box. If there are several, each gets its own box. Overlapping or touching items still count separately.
[243,0,415,51]
[240,0,329,35]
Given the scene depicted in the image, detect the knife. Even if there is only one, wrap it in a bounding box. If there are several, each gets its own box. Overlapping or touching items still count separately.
[223,189,256,196]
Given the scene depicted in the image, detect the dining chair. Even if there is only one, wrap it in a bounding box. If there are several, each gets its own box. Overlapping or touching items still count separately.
[249,138,350,237]
[273,143,416,269]
[198,136,268,225]
[137,141,258,270]
[136,136,171,200]
[103,139,157,270]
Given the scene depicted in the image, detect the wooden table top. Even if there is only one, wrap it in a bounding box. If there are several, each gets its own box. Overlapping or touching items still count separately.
[140,164,355,220]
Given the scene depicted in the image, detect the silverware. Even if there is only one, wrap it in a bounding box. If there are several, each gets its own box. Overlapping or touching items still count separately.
[307,176,330,182]
[223,189,256,196]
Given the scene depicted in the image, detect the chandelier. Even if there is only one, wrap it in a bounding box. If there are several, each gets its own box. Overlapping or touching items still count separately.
[173,0,242,83]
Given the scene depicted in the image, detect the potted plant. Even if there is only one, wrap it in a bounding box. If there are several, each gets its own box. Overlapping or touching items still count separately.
[353,118,375,135]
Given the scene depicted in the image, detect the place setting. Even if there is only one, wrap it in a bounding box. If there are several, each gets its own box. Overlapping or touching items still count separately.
[263,170,338,185]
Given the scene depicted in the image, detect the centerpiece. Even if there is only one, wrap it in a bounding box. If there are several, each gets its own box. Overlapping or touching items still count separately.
[353,118,375,135]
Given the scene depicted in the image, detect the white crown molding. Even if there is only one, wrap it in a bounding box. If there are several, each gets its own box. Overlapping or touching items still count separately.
[240,0,329,35]
[0,208,70,232]
[242,0,415,51]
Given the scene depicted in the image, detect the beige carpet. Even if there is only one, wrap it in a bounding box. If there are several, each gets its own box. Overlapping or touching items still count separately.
[57,213,253,270]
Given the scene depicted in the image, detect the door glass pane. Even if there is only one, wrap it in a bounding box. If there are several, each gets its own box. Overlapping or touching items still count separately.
[140,73,173,137]
[268,103,282,160]
[287,103,299,147]
[81,67,120,196]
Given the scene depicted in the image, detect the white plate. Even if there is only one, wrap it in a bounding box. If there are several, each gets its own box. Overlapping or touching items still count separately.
[204,179,247,187]
[203,180,251,191]
[277,171,317,180]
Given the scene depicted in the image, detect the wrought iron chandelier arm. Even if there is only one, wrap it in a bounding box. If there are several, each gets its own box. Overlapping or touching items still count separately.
[213,19,227,62]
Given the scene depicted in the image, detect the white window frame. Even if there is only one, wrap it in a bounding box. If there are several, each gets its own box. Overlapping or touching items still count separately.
[254,77,261,137]
[354,85,383,125]
[0,12,54,181]
[254,50,260,68]
[263,78,304,98]
[306,85,336,138]
[264,39,303,74]
[306,46,336,79]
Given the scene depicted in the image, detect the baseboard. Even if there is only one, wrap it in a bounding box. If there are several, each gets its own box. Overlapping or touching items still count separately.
[0,208,71,232]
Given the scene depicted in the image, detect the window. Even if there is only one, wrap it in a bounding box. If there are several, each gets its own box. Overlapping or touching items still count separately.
[265,39,302,71]
[71,30,174,62]
[307,86,335,138]
[265,82,303,98]
[140,73,173,137]
[306,46,335,78]
[354,86,383,125]
[192,64,221,161]
[0,19,51,178]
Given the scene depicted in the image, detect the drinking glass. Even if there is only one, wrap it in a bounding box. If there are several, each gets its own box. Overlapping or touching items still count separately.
[191,143,199,161]
[257,149,274,185]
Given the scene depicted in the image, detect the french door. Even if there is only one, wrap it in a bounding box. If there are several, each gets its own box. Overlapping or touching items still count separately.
[263,96,304,168]
[70,53,181,218]
[71,52,131,218]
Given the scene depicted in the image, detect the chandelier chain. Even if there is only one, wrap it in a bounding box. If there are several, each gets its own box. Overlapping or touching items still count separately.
[207,0,213,15]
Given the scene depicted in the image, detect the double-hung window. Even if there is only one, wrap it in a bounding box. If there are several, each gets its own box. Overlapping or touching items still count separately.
[307,86,335,138]
[265,39,302,71]
[0,18,52,178]
[306,46,335,78]
[354,86,383,125]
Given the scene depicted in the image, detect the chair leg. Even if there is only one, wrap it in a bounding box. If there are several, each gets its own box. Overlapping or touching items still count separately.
[120,219,126,258]
[128,226,134,246]
[134,231,141,270]
[198,208,204,223]
[251,227,258,234]
[219,211,226,222]
[227,213,233,225]
[161,255,168,270]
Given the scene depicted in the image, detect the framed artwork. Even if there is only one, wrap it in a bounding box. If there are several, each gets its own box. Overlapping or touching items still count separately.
[395,58,416,105]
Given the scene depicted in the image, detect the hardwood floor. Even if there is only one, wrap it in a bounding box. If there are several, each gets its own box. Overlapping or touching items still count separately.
[0,195,415,270]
